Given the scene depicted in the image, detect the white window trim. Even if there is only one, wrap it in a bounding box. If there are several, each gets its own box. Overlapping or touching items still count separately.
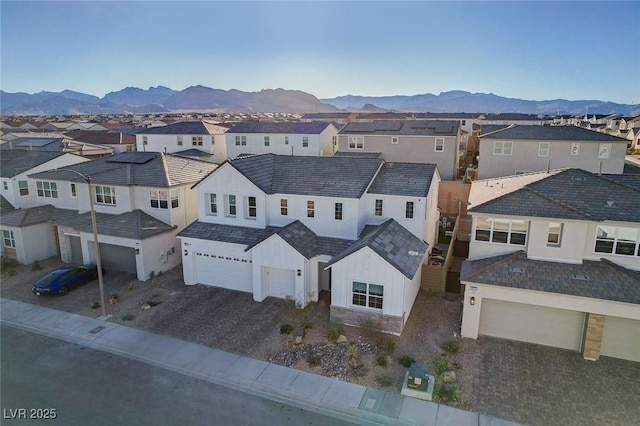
[94,185,116,206]
[547,222,563,246]
[391,137,399,145]
[280,198,288,216]
[594,225,639,257]
[306,200,315,219]
[334,202,343,221]
[405,201,415,220]
[374,199,383,217]
[493,141,513,156]
[264,136,270,146]
[226,194,237,217]
[3,230,16,248]
[434,138,444,152]
[302,136,309,148]
[570,142,580,156]
[348,136,364,150]
[36,180,58,199]
[598,143,611,160]
[177,136,183,146]
[351,281,383,310]
[18,180,29,196]
[208,193,218,216]
[538,142,550,157]
[70,183,77,198]
[474,217,528,246]
[246,196,257,219]
[149,189,169,209]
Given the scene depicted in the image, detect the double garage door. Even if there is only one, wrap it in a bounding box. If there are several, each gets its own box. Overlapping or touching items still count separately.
[194,251,253,292]
[479,299,586,351]
[601,316,640,362]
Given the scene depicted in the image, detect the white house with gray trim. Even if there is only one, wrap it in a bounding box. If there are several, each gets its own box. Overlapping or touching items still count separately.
[478,125,628,179]
[178,153,440,334]
[460,169,640,362]
[2,152,216,280]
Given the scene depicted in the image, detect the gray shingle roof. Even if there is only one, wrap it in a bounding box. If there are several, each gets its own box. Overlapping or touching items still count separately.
[0,150,68,178]
[54,209,175,239]
[137,121,214,135]
[326,219,428,279]
[333,151,383,158]
[178,221,279,246]
[29,152,216,188]
[0,195,16,214]
[226,121,332,134]
[367,163,437,197]
[469,168,640,222]
[479,125,628,142]
[339,120,459,136]
[461,251,640,304]
[227,154,383,198]
[0,205,71,227]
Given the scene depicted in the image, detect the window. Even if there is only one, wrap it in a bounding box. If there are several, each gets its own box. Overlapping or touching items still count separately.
[2,230,15,248]
[235,136,246,146]
[493,141,513,155]
[461,120,466,126]
[352,282,383,309]
[332,135,337,146]
[209,193,217,215]
[36,181,58,198]
[374,199,383,216]
[538,142,550,157]
[348,136,364,150]
[598,143,611,159]
[227,195,236,217]
[70,183,77,198]
[264,136,270,146]
[280,198,288,216]
[334,202,343,220]
[2,181,7,190]
[170,189,179,208]
[391,137,398,145]
[307,200,315,218]
[435,138,444,152]
[18,181,28,196]
[285,136,289,145]
[247,196,257,219]
[570,143,580,156]
[405,201,414,219]
[143,136,148,145]
[149,189,168,209]
[192,136,203,146]
[211,136,215,145]
[547,222,563,245]
[302,137,309,148]
[177,136,183,146]
[95,185,116,205]
[595,226,639,256]
[474,216,528,245]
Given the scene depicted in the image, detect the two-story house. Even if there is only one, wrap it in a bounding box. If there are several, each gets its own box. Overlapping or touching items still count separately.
[178,154,440,335]
[3,152,216,280]
[337,120,462,180]
[478,125,628,179]
[224,121,338,159]
[136,121,230,162]
[460,169,640,362]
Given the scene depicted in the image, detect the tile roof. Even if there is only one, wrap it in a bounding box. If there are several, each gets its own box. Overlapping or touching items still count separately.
[340,120,459,136]
[468,170,563,209]
[367,162,437,197]
[178,221,279,246]
[0,205,73,227]
[137,121,216,135]
[0,150,69,178]
[29,152,217,188]
[0,195,16,214]
[54,209,175,239]
[326,219,428,279]
[469,168,640,222]
[333,151,383,158]
[68,131,136,145]
[227,154,383,198]
[225,121,333,134]
[461,251,640,304]
[479,125,628,142]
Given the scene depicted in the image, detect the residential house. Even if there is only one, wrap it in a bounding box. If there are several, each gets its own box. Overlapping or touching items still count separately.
[66,131,136,153]
[409,113,477,134]
[477,113,547,126]
[0,134,113,158]
[136,121,229,162]
[225,121,338,159]
[178,154,440,334]
[478,125,628,179]
[301,113,355,125]
[460,169,640,362]
[337,120,462,180]
[2,152,216,280]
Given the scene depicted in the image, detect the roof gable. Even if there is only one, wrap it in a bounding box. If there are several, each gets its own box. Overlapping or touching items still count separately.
[367,162,437,197]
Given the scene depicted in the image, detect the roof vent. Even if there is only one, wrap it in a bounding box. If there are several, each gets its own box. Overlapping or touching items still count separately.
[509,267,525,273]
[571,177,586,182]
[604,200,615,208]
[571,273,590,281]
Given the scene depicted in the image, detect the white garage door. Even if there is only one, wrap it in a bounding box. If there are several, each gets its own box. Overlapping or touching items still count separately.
[264,266,295,299]
[479,299,586,351]
[601,316,640,362]
[194,251,253,292]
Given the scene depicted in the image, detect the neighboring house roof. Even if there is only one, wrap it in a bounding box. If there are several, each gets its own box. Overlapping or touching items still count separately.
[0,195,16,214]
[0,150,68,177]
[333,151,383,158]
[178,221,279,246]
[480,113,543,121]
[226,153,383,198]
[30,152,217,188]
[623,162,640,175]
[68,131,136,146]
[326,219,428,279]
[461,251,640,305]
[173,149,217,163]
[367,163,437,198]
[411,113,477,119]
[479,124,511,136]
[55,209,175,239]
[469,168,640,222]
[137,121,218,135]
[480,125,628,142]
[340,120,459,136]
[302,113,353,119]
[225,121,333,134]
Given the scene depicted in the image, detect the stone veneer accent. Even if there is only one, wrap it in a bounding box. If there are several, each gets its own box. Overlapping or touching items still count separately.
[583,313,605,361]
[330,306,404,336]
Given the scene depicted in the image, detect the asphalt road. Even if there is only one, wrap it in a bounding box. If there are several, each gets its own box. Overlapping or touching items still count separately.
[0,325,353,426]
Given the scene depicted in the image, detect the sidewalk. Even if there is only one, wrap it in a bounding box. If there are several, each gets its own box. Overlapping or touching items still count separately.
[0,298,518,426]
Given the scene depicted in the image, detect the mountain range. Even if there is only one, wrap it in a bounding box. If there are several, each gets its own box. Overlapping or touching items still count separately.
[1,86,637,116]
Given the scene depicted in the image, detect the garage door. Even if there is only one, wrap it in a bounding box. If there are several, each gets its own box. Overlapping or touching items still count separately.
[99,243,137,274]
[479,299,586,351]
[601,316,640,362]
[194,251,253,292]
[264,266,295,299]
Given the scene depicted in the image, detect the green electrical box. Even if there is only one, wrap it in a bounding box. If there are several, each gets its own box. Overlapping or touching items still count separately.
[407,364,430,391]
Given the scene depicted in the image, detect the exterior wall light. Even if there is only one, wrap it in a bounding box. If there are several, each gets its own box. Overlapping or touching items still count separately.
[470,296,476,306]
[184,250,188,256]
[297,269,302,276]
[135,248,140,255]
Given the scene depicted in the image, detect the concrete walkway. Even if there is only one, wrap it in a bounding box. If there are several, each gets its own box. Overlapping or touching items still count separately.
[0,298,518,425]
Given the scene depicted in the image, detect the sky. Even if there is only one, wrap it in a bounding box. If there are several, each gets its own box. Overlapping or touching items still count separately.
[1,1,639,104]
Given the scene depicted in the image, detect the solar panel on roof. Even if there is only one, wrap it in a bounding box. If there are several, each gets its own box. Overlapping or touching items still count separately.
[373,121,402,132]
[106,152,157,164]
[17,138,57,147]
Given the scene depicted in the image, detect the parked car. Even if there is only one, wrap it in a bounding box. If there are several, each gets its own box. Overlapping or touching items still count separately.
[32,265,99,296]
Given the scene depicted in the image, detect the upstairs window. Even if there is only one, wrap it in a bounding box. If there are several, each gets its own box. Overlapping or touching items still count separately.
[307,200,315,218]
[547,222,563,245]
[474,217,527,245]
[264,136,270,147]
[2,181,7,190]
[247,196,257,219]
[280,198,288,216]
[142,136,148,145]
[95,185,116,205]
[192,136,203,146]
[70,183,77,198]
[227,195,236,217]
[235,136,247,146]
[285,136,289,145]
[374,199,383,216]
[209,193,217,215]
[405,201,414,219]
[348,136,364,150]
[18,181,29,196]
[36,181,58,198]
[149,189,168,209]
[493,141,513,155]
[177,136,183,146]
[598,143,611,159]
[334,202,343,221]
[391,137,399,145]
[595,226,639,256]
[538,142,550,157]
[302,137,309,148]
[170,189,179,208]
[434,138,444,152]
[332,136,337,146]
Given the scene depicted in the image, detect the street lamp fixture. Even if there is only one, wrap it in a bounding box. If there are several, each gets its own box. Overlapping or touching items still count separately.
[55,169,107,319]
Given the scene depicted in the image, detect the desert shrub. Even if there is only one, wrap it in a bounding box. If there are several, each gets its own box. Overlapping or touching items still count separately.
[128,283,136,291]
[347,345,358,360]
[109,292,119,301]
[382,337,396,355]
[323,323,341,342]
[398,355,415,368]
[375,374,393,387]
[436,357,454,374]
[146,300,162,307]
[280,324,294,335]
[306,355,321,367]
[349,366,367,379]
[376,355,388,367]
[440,339,461,355]
[91,302,101,309]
